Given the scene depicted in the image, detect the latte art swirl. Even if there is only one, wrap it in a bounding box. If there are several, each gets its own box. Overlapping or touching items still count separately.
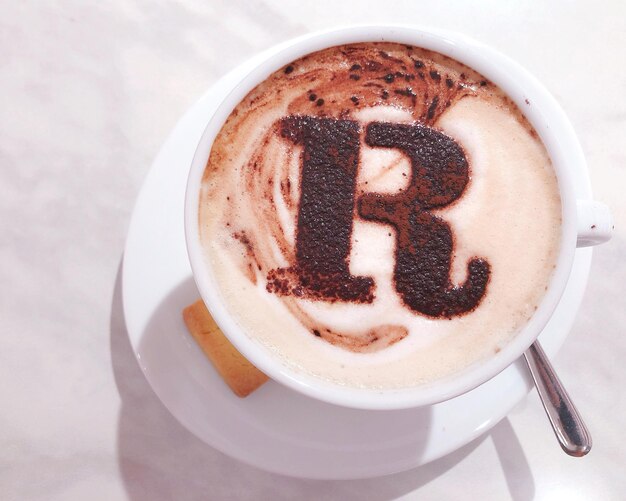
[198,43,561,388]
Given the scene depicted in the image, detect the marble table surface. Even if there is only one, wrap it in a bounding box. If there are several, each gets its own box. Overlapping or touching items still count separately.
[2,1,625,499]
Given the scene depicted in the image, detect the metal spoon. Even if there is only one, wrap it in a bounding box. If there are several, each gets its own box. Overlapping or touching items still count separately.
[523,341,592,456]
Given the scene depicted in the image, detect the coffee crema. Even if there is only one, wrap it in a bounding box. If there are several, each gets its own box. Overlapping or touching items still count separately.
[198,43,561,389]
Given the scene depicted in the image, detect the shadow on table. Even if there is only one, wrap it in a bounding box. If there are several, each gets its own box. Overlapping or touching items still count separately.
[111,259,534,501]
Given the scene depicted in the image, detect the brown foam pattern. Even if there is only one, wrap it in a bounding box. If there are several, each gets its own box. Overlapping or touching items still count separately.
[201,43,518,353]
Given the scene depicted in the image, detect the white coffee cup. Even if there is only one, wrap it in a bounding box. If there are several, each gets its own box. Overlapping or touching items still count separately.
[184,25,612,410]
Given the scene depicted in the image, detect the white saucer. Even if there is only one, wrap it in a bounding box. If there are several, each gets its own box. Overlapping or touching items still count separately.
[122,48,593,480]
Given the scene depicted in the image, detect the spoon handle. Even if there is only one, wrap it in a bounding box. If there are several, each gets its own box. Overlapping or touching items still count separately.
[523,341,592,457]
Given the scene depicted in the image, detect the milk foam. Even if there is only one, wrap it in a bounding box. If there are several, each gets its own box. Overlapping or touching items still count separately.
[198,43,561,389]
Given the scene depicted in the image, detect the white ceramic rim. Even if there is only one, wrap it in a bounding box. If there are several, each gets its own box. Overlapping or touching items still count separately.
[184,25,580,410]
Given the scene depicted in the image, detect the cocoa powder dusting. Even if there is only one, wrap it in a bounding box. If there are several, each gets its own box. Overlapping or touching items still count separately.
[358,122,490,317]
[267,116,375,303]
[206,42,522,352]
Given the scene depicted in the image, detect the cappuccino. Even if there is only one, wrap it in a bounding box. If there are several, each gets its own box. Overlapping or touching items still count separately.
[197,43,561,389]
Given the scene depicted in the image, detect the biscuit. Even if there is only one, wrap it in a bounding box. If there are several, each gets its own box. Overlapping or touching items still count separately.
[183,300,269,397]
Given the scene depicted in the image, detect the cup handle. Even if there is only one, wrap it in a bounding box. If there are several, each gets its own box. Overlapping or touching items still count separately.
[576,200,614,247]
